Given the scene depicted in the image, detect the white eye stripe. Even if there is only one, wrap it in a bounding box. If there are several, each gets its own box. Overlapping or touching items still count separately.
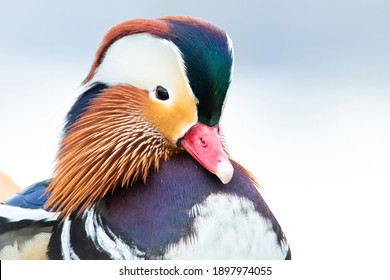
[89,34,193,100]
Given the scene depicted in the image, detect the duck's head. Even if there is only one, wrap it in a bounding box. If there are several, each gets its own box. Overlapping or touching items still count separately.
[45,16,235,218]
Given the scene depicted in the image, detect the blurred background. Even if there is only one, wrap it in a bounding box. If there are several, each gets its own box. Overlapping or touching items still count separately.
[0,0,389,276]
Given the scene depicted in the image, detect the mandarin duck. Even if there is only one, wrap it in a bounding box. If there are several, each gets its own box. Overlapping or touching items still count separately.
[0,16,291,260]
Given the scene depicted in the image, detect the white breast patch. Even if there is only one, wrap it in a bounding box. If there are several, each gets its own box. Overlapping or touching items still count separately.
[164,193,288,259]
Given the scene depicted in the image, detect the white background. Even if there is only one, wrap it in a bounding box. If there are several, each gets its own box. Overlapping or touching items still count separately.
[1,0,389,278]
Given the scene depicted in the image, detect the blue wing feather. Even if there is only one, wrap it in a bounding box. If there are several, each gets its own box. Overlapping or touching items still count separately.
[4,180,52,209]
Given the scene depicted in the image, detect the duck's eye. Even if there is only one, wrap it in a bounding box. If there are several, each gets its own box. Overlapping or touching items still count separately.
[155,86,169,101]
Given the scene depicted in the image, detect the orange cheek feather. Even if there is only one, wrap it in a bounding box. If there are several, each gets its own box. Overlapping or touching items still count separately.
[142,83,197,144]
[44,86,172,220]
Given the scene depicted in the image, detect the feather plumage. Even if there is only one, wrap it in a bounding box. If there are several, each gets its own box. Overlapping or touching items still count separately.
[45,85,172,220]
